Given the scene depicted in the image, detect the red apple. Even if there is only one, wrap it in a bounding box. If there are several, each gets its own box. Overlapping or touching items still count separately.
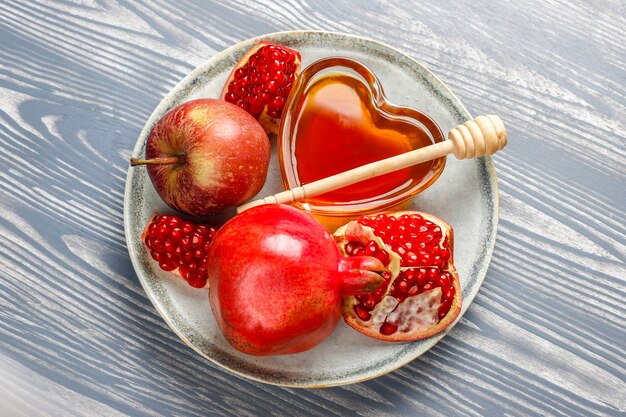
[131,98,270,215]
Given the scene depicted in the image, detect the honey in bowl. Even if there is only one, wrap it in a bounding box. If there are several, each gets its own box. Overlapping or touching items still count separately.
[293,73,435,204]
[279,57,445,224]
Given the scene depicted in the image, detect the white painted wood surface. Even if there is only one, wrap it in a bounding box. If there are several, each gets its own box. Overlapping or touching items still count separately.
[0,1,624,416]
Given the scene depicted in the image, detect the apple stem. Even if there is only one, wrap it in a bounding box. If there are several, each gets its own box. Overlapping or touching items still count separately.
[130,156,185,166]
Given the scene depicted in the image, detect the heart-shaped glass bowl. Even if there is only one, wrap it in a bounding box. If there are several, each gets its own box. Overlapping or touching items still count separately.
[278,57,446,229]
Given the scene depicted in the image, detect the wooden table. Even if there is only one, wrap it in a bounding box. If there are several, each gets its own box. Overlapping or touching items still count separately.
[1,1,624,416]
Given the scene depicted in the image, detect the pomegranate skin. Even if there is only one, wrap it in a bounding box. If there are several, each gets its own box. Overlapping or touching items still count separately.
[207,204,383,356]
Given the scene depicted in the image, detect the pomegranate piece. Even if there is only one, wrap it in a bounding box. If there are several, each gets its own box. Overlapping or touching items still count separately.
[207,204,385,356]
[142,213,218,288]
[221,41,301,135]
[334,211,462,342]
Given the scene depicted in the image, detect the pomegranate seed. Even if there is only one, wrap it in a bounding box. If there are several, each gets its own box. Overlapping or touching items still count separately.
[267,108,281,119]
[404,269,415,284]
[182,222,194,235]
[416,269,427,286]
[187,278,206,289]
[191,235,203,248]
[380,322,398,335]
[157,224,169,238]
[344,241,363,256]
[170,227,182,241]
[443,286,455,301]
[438,299,452,319]
[376,250,390,266]
[352,245,365,256]
[152,239,164,251]
[427,268,438,281]
[359,216,373,226]
[438,273,451,288]
[405,252,418,266]
[364,298,376,310]
[355,305,372,321]
[270,60,284,71]
[365,241,379,256]
[159,261,177,271]
[179,267,190,280]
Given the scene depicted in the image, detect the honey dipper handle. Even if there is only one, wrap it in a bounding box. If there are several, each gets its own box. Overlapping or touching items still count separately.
[237,140,454,213]
[237,115,507,213]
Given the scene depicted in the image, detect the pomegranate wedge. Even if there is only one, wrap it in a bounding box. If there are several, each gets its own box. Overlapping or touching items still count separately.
[334,212,462,341]
[221,41,301,135]
[142,213,218,288]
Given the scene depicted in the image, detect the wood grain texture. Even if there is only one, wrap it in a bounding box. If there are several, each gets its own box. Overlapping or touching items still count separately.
[0,0,624,416]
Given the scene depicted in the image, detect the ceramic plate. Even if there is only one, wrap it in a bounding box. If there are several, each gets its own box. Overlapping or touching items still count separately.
[124,31,499,387]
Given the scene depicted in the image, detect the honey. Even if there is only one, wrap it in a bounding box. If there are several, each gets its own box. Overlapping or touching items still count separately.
[289,73,437,205]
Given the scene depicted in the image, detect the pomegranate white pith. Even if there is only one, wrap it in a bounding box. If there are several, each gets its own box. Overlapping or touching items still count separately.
[334,211,462,341]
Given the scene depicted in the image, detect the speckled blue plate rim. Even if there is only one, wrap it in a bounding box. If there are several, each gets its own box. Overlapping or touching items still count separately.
[123,30,499,388]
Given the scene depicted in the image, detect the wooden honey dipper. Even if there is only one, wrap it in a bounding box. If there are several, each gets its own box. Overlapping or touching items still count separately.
[237,115,508,213]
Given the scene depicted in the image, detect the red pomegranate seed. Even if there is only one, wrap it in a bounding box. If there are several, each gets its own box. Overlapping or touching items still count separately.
[364,297,376,310]
[438,299,452,319]
[416,268,428,286]
[354,305,372,321]
[438,272,451,288]
[380,322,398,335]
[443,285,455,301]
[344,241,364,256]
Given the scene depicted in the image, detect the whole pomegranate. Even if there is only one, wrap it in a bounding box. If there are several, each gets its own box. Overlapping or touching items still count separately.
[334,212,462,341]
[207,204,385,356]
